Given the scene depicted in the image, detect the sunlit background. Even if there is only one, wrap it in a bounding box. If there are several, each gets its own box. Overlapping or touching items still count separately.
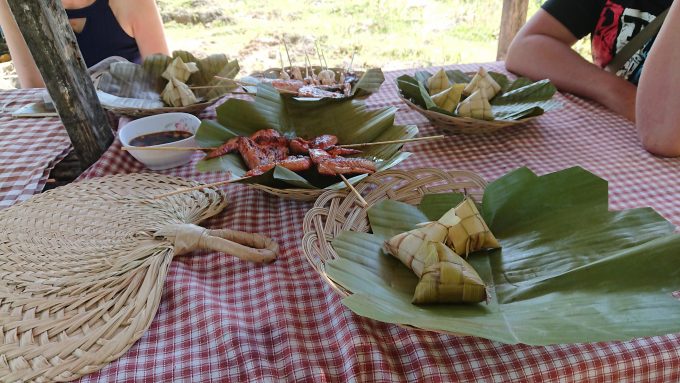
[161,0,591,74]
[0,0,593,87]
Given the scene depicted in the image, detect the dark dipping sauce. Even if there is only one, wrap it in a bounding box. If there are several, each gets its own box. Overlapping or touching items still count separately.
[129,131,193,147]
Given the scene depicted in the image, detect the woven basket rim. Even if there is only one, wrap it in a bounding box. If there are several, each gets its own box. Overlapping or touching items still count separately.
[104,100,216,117]
[399,96,538,134]
[300,168,489,334]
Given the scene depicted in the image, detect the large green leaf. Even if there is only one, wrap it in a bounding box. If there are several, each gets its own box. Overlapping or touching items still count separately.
[490,79,560,121]
[96,51,239,108]
[241,67,384,101]
[327,167,680,345]
[195,83,417,189]
[396,70,561,121]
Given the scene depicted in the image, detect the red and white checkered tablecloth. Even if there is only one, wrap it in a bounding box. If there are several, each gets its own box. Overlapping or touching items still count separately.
[0,89,72,208]
[69,62,680,382]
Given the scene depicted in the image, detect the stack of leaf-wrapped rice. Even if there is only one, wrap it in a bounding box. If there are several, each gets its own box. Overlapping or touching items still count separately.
[428,67,501,121]
[383,198,500,304]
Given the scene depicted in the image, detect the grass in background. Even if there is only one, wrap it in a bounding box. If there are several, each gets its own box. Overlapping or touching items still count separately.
[159,0,590,74]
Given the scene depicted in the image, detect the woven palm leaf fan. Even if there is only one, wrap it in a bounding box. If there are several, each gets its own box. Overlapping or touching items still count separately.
[0,174,278,382]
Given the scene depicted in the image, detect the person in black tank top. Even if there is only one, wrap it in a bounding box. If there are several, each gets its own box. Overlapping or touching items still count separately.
[65,0,141,67]
[0,0,168,87]
[505,0,680,157]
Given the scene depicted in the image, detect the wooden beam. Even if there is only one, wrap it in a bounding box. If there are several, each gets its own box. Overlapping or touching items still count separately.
[7,0,113,170]
[497,0,529,61]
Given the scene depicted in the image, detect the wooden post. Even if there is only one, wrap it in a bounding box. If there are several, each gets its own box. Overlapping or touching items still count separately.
[6,0,114,169]
[497,0,529,61]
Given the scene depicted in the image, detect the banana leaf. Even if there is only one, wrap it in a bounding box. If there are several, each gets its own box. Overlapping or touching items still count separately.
[397,70,561,121]
[95,51,239,108]
[327,167,680,345]
[194,83,417,190]
[241,67,385,101]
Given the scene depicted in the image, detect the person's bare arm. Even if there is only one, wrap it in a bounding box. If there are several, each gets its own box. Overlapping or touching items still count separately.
[505,9,637,121]
[0,0,44,88]
[636,2,680,157]
[114,0,169,58]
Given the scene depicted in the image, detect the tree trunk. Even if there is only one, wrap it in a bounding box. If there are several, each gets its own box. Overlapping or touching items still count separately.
[497,0,529,61]
[6,0,113,170]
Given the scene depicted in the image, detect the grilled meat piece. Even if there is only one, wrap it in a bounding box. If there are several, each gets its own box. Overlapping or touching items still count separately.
[309,148,376,176]
[326,147,362,156]
[245,155,313,177]
[205,136,240,159]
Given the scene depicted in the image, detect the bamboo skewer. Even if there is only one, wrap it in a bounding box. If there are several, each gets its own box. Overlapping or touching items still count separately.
[122,146,208,151]
[212,76,260,88]
[121,135,446,152]
[340,174,368,208]
[188,85,250,91]
[282,39,294,69]
[347,52,356,73]
[337,135,446,148]
[279,51,287,74]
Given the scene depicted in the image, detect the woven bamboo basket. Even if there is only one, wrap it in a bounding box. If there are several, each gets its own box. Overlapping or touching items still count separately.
[0,173,277,381]
[400,96,538,135]
[301,168,487,297]
[90,57,219,118]
[104,99,216,118]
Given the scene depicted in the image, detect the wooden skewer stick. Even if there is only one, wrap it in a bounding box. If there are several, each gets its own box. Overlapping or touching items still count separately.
[212,76,301,95]
[279,51,286,73]
[304,51,312,77]
[188,85,252,95]
[213,76,258,87]
[154,177,250,199]
[339,174,368,208]
[282,38,294,69]
[189,85,238,90]
[315,41,324,69]
[347,52,356,72]
[337,135,446,148]
[122,146,210,151]
[122,136,446,152]
[321,49,329,71]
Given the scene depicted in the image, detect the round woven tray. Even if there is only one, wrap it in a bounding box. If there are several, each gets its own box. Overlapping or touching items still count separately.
[301,168,487,297]
[104,100,216,118]
[400,96,538,134]
[0,174,229,381]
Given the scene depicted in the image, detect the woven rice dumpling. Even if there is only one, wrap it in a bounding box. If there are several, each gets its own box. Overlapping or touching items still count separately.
[446,198,500,256]
[161,56,200,107]
[427,68,450,96]
[431,84,465,112]
[412,242,487,304]
[456,89,493,121]
[463,67,501,99]
[383,196,499,305]
[384,208,461,277]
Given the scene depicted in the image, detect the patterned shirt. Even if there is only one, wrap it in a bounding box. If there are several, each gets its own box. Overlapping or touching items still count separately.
[542,0,672,84]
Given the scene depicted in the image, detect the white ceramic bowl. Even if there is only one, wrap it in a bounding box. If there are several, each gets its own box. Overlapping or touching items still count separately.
[119,113,201,170]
